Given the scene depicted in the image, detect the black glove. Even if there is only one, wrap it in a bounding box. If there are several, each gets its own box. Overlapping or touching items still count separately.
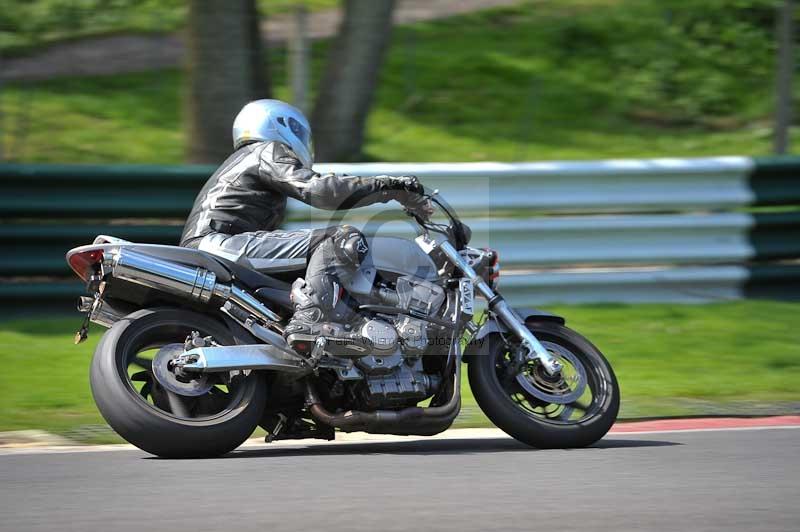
[382,176,433,219]
[381,175,423,193]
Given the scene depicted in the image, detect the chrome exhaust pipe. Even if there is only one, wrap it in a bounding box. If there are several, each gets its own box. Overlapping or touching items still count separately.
[106,248,281,322]
[108,248,229,304]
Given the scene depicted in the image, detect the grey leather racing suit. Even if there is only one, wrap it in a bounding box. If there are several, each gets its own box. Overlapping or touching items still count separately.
[180,140,424,330]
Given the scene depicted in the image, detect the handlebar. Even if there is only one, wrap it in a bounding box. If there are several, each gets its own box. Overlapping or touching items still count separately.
[403,188,471,250]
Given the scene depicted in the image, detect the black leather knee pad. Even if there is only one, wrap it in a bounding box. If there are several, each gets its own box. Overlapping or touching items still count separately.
[332,225,369,267]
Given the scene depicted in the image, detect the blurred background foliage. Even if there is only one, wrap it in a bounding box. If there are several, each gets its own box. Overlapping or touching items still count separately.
[0,0,186,52]
[552,0,779,123]
[0,0,338,53]
[0,0,797,163]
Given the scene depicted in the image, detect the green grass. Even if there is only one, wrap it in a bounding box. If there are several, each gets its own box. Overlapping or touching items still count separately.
[1,300,798,442]
[0,0,339,55]
[1,0,794,164]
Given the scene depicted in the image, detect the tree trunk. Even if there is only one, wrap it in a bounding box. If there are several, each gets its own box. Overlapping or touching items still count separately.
[312,0,396,162]
[289,5,311,114]
[774,0,795,154]
[185,0,269,164]
[248,0,271,99]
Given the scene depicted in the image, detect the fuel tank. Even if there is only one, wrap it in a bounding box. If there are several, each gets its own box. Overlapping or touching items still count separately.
[365,236,438,280]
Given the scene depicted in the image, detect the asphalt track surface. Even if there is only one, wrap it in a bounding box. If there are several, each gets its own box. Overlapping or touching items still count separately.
[1,426,798,532]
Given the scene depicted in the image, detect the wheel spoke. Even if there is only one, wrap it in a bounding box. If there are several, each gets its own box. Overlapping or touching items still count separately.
[123,337,246,420]
[140,381,152,400]
[130,371,150,382]
[558,406,575,421]
[165,390,191,418]
[494,339,606,425]
[131,356,152,370]
[568,398,592,413]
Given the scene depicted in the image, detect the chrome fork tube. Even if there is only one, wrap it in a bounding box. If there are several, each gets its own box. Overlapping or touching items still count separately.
[435,239,562,375]
[491,299,562,374]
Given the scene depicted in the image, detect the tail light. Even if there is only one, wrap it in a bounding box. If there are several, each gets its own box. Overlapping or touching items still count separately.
[67,249,105,281]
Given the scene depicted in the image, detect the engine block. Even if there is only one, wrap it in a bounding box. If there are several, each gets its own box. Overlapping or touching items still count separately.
[360,358,440,409]
[306,277,452,409]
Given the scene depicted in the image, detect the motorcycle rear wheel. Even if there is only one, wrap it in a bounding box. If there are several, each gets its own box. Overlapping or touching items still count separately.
[468,321,619,448]
[90,308,266,458]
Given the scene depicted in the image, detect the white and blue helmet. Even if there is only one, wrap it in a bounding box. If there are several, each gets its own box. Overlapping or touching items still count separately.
[232,99,314,168]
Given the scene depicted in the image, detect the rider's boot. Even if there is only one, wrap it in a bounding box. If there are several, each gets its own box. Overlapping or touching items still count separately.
[284,225,369,345]
[284,277,363,339]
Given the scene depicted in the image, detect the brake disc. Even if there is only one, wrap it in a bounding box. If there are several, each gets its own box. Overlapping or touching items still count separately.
[514,342,587,405]
[152,343,214,397]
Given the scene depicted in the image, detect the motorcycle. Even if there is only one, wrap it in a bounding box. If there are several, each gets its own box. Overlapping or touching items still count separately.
[66,188,619,458]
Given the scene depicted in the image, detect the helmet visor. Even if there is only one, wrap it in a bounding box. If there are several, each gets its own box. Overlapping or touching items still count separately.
[288,117,311,149]
[287,116,313,163]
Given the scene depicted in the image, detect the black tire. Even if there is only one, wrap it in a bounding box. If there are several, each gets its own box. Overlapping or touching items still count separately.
[468,321,619,448]
[90,308,267,458]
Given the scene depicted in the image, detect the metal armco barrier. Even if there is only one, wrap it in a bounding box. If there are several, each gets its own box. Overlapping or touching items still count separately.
[0,156,765,218]
[1,156,798,311]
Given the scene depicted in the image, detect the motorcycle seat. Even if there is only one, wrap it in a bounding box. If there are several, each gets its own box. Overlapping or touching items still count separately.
[211,256,293,292]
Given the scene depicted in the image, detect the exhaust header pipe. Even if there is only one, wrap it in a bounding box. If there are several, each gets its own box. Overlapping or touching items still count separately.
[304,360,462,437]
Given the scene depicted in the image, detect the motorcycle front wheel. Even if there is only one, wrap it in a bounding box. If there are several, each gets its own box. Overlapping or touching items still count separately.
[90,308,266,458]
[468,321,619,448]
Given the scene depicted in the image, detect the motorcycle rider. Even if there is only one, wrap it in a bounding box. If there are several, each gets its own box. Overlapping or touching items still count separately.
[180,99,432,339]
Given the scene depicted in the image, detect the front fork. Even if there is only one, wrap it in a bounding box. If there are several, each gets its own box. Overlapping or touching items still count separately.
[420,237,563,376]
